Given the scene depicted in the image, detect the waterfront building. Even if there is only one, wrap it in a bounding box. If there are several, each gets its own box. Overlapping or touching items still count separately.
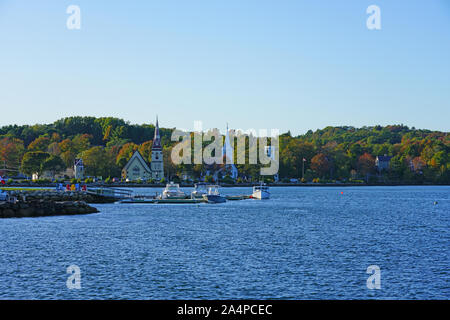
[121,117,165,181]
[220,124,238,180]
[264,146,279,182]
[202,125,239,182]
[150,117,164,180]
[121,151,152,181]
[375,155,393,172]
[74,158,84,180]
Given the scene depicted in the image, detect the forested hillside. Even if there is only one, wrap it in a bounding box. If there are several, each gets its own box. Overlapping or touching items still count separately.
[0,117,448,184]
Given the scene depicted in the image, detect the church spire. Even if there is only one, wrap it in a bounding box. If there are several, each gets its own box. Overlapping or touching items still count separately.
[222,123,234,164]
[153,116,162,150]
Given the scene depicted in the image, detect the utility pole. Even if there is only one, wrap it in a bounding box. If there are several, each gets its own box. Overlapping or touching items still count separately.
[302,158,306,180]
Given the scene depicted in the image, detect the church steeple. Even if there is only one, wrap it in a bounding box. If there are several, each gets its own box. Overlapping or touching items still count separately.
[150,116,164,180]
[153,116,162,150]
[223,123,234,164]
[221,123,238,179]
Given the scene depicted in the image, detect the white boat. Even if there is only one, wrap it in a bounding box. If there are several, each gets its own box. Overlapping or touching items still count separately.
[161,182,187,199]
[202,185,226,203]
[191,182,208,199]
[252,183,270,199]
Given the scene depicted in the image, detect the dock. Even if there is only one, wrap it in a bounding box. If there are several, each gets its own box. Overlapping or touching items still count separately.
[119,198,205,204]
[226,195,251,200]
[119,194,251,204]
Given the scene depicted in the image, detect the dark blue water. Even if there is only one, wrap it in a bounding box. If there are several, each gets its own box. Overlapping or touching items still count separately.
[0,186,448,299]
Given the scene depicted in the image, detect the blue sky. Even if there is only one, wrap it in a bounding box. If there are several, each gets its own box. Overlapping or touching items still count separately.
[0,0,449,135]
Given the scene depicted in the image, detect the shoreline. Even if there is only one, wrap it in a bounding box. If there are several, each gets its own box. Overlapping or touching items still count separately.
[2,182,448,189]
[0,199,99,219]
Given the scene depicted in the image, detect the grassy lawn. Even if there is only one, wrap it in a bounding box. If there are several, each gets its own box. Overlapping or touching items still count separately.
[0,187,53,192]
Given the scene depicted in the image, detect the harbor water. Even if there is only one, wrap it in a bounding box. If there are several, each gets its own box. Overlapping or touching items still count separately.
[0,186,448,299]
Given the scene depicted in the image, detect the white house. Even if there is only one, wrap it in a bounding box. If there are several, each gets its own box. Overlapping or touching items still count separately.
[74,158,84,180]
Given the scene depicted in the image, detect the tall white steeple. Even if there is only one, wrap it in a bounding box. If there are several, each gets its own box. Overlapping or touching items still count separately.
[221,123,238,179]
[222,123,234,164]
[151,116,164,180]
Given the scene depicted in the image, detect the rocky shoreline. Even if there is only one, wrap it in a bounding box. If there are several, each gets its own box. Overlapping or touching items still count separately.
[5,190,116,204]
[0,200,99,218]
[3,182,447,188]
[0,190,104,218]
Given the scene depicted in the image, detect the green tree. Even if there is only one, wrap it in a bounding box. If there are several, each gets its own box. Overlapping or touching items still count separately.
[81,146,119,178]
[21,151,51,177]
[41,155,65,178]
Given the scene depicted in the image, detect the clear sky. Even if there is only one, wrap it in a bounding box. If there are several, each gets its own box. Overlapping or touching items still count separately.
[0,0,449,135]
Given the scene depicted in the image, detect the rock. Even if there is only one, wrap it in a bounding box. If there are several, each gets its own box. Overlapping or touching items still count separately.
[3,209,15,218]
[18,208,34,217]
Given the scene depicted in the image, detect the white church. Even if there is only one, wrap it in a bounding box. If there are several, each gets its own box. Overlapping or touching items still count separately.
[207,124,239,181]
[121,117,164,181]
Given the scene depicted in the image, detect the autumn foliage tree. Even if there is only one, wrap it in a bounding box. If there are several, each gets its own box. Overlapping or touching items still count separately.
[310,153,329,178]
[357,152,375,182]
[116,143,139,168]
[27,136,50,152]
[0,117,447,184]
[139,140,153,162]
[0,137,25,170]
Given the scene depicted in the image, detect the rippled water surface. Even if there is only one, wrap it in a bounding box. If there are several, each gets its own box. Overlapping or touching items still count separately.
[0,186,448,299]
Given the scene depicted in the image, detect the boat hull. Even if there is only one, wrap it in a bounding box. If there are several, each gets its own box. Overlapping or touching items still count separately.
[203,194,226,203]
[161,192,188,199]
[191,192,206,200]
[252,190,270,200]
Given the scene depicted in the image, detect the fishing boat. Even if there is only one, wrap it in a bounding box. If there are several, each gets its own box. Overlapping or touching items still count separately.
[191,182,208,199]
[202,185,226,203]
[161,182,187,199]
[252,183,270,200]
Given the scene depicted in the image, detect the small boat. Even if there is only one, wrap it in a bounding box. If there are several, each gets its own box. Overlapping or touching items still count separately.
[161,182,187,199]
[191,182,208,199]
[202,185,226,203]
[252,183,270,199]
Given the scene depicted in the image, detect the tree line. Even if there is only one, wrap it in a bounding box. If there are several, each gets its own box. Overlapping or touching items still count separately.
[0,117,448,184]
